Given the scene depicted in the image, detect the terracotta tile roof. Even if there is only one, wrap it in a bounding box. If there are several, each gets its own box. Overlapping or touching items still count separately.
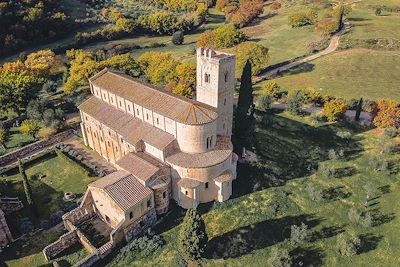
[177,178,201,189]
[214,170,233,183]
[89,69,218,125]
[79,96,175,150]
[166,137,233,169]
[116,153,160,185]
[89,170,152,211]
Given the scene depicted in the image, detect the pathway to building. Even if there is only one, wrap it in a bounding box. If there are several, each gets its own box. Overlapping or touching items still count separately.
[253,22,352,83]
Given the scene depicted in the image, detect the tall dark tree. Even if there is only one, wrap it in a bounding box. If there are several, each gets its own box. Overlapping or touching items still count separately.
[177,208,208,264]
[234,60,254,153]
[355,97,363,121]
[18,159,34,206]
[337,4,345,30]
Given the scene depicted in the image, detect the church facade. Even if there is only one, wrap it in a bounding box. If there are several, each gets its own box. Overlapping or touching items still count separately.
[54,49,237,255]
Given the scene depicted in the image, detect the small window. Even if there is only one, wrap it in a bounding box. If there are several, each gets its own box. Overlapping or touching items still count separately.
[110,98,113,103]
[127,105,130,111]
[119,101,122,106]
[137,109,140,115]
[185,190,188,195]
[94,132,97,137]
[223,123,225,129]
[156,118,159,125]
[163,191,166,199]
[120,138,123,143]
[224,72,228,83]
[129,211,133,219]
[115,146,118,152]
[146,113,149,120]
[147,199,151,207]
[108,141,111,147]
[224,98,227,106]
[205,182,209,189]
[85,116,88,121]
[204,73,210,83]
[108,130,111,135]
[100,136,103,142]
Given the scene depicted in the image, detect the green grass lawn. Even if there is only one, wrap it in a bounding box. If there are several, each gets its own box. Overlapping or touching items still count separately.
[3,127,37,154]
[107,112,400,266]
[0,153,97,225]
[259,49,400,101]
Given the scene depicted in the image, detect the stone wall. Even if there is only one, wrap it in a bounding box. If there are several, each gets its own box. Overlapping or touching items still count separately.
[0,209,13,248]
[0,129,73,167]
[43,230,79,261]
[124,208,157,242]
[72,253,100,267]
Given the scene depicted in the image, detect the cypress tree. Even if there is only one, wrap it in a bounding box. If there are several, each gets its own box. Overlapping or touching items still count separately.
[337,4,345,30]
[177,208,208,264]
[18,159,34,206]
[355,98,363,121]
[234,60,254,152]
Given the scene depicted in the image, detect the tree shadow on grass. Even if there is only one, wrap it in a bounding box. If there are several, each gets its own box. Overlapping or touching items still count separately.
[322,186,351,202]
[309,225,345,242]
[378,185,391,194]
[290,246,324,267]
[205,214,320,259]
[233,115,365,198]
[281,62,315,77]
[357,233,383,254]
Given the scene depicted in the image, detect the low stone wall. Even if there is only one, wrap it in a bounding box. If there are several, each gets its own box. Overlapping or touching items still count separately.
[63,206,94,228]
[72,254,100,267]
[0,129,73,167]
[43,230,79,261]
[76,229,97,255]
[124,208,157,242]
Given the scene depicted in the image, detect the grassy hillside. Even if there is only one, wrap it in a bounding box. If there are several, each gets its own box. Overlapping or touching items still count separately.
[106,113,400,266]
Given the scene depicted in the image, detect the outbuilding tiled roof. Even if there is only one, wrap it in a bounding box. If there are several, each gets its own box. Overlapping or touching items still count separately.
[89,171,152,211]
[79,96,175,150]
[116,153,160,185]
[89,69,218,125]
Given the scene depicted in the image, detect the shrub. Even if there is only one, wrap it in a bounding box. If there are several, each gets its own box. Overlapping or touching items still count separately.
[38,127,57,140]
[316,18,339,36]
[227,0,264,28]
[172,31,184,45]
[267,246,292,267]
[216,0,229,11]
[337,233,360,256]
[373,99,400,128]
[20,218,34,234]
[197,26,247,48]
[256,95,273,112]
[375,7,382,16]
[323,99,348,122]
[262,81,281,99]
[306,185,322,201]
[384,128,398,138]
[233,41,269,75]
[288,9,318,27]
[270,2,282,10]
[20,119,40,137]
[286,90,304,115]
[290,222,308,244]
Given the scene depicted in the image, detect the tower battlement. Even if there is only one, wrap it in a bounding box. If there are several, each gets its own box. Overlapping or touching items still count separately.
[196,48,235,63]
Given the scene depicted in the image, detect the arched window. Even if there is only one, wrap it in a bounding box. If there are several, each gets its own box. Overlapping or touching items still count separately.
[205,182,209,189]
[205,73,210,83]
[224,72,229,83]
[129,211,133,219]
[163,191,166,198]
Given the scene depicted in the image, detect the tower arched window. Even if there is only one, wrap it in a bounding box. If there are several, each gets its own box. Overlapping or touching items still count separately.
[224,72,228,83]
[204,73,210,83]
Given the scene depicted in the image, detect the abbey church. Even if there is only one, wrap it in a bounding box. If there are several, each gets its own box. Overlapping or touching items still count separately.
[61,48,237,245]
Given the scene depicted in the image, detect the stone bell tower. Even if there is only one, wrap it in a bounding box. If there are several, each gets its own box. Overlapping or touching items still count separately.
[196,48,236,138]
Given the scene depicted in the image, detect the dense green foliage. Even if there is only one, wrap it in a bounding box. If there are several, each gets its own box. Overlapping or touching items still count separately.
[0,0,74,55]
[197,26,247,49]
[233,41,269,75]
[234,60,254,151]
[177,208,208,264]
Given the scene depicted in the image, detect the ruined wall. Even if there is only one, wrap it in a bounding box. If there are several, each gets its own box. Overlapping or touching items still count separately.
[43,230,79,261]
[0,209,13,248]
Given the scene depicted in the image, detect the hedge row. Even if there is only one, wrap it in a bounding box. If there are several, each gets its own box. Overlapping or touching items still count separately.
[55,143,106,177]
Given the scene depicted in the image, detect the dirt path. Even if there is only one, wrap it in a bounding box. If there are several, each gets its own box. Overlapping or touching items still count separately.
[253,22,352,83]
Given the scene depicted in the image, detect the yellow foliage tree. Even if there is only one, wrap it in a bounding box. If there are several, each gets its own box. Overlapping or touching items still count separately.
[172,82,193,98]
[20,119,40,137]
[233,41,269,76]
[373,99,400,128]
[323,99,347,122]
[24,49,56,77]
[138,52,179,86]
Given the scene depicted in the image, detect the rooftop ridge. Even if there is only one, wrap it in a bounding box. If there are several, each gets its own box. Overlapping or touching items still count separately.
[104,69,217,112]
